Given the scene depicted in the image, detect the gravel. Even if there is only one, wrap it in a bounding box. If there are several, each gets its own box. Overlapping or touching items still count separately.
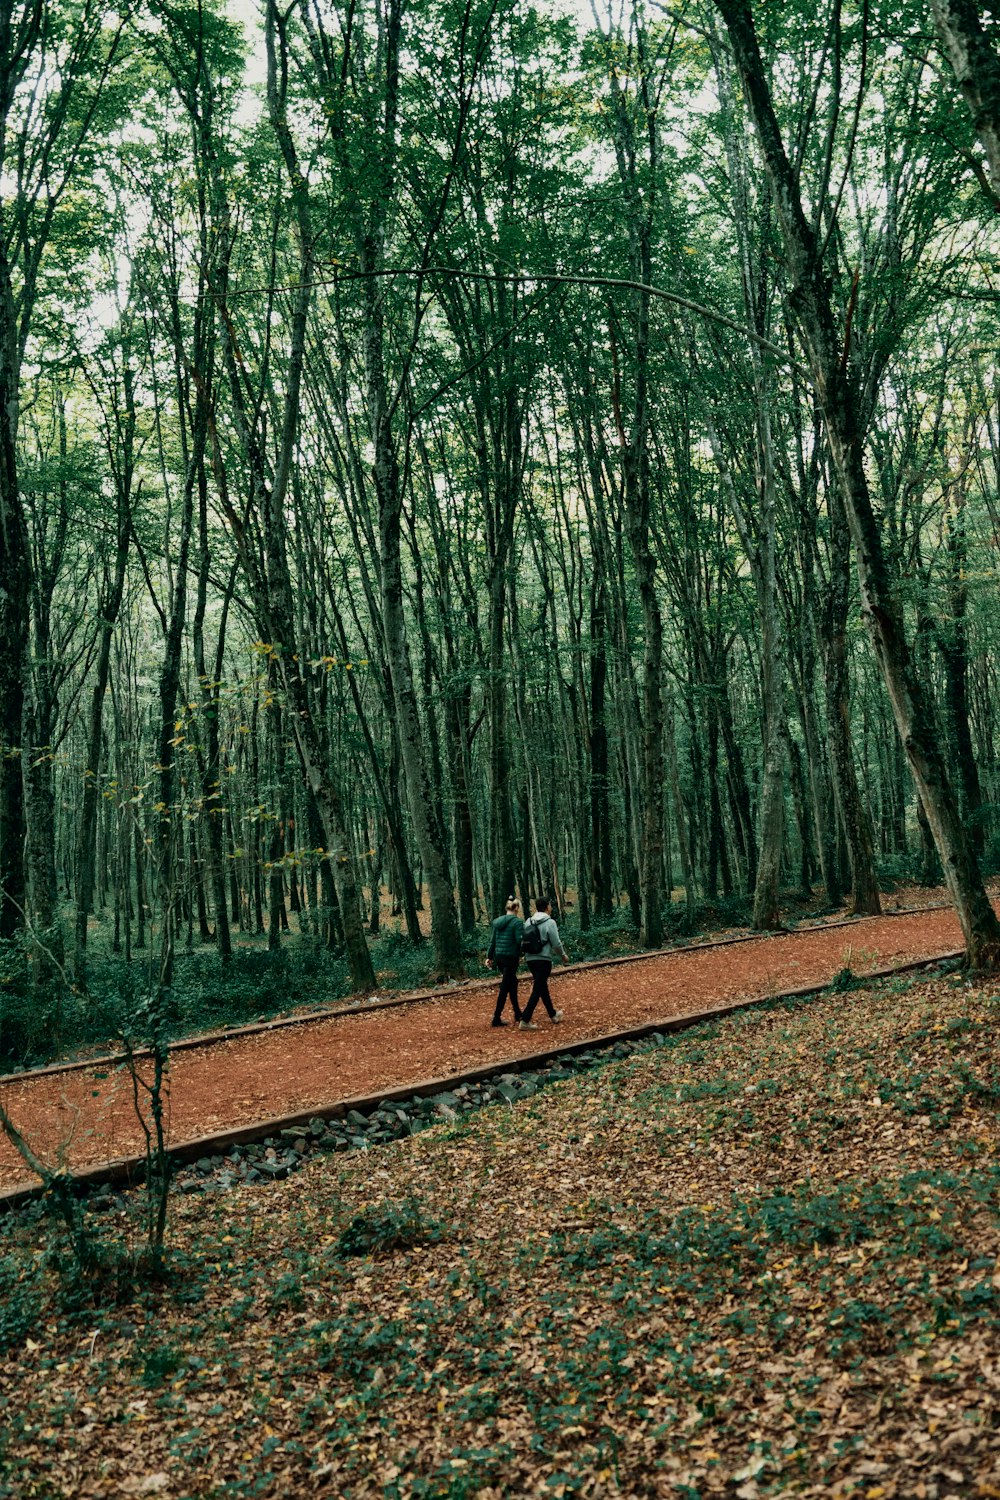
[77,1029,669,1205]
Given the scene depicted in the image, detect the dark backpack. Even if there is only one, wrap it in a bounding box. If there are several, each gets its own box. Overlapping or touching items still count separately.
[521,917,546,956]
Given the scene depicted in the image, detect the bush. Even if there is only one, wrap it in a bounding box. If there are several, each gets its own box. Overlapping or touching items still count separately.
[875,852,923,891]
[337,1197,444,1257]
[139,1342,183,1387]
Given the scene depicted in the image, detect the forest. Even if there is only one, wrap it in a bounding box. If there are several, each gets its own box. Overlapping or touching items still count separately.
[1,0,1000,1066]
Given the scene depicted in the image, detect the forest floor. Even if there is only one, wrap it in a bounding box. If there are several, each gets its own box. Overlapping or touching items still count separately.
[0,901,976,1189]
[3,966,1000,1497]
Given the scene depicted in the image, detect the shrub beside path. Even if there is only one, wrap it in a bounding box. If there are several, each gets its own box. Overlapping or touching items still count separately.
[0,904,971,1188]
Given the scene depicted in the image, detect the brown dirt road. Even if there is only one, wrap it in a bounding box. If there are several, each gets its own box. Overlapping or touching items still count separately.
[0,904,969,1188]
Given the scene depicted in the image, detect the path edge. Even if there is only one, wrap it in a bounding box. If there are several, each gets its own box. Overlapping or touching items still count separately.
[1,901,955,1086]
[0,946,962,1214]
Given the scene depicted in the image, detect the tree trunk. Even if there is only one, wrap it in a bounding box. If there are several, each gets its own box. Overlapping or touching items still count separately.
[719,0,1000,967]
[210,1,376,992]
[932,0,1000,198]
[363,281,463,975]
[820,488,881,915]
[940,489,985,857]
[0,265,28,940]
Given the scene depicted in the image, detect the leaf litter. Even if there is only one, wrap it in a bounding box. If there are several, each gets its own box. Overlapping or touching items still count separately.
[3,970,1000,1498]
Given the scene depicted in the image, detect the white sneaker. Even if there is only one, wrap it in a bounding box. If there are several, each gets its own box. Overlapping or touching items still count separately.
[552,1010,564,1024]
[519,1020,538,1031]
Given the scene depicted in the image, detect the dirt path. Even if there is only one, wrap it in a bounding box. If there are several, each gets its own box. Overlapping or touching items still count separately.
[0,905,967,1187]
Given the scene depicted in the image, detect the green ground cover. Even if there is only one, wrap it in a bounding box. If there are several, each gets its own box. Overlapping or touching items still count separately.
[3,970,999,1497]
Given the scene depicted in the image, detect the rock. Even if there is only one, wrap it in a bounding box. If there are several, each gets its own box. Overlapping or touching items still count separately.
[196,1157,215,1175]
[346,1109,369,1127]
[349,1136,368,1150]
[309,1118,326,1138]
[497,1083,519,1103]
[178,1178,203,1195]
[265,1147,278,1162]
[518,1082,537,1099]
[333,1138,350,1152]
[292,1138,309,1154]
[258,1160,289,1179]
[436,1104,458,1123]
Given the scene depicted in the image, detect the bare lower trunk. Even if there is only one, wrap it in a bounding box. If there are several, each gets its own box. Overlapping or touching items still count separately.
[0,291,28,940]
[23,697,61,988]
[820,487,881,916]
[488,572,517,917]
[364,275,463,976]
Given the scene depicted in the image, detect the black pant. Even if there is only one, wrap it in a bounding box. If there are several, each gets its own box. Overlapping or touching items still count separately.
[522,961,555,1022]
[493,959,522,1023]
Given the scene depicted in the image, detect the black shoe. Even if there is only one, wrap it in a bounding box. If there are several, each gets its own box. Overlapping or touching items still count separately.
[491,1019,507,1028]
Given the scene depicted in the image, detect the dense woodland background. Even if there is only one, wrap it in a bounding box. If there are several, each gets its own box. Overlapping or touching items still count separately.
[1,0,999,1062]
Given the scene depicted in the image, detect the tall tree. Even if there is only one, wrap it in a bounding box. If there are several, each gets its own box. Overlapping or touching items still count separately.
[716,0,1000,968]
[0,0,126,937]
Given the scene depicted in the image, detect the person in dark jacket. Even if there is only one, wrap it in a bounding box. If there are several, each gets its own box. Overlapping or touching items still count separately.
[486,897,524,1026]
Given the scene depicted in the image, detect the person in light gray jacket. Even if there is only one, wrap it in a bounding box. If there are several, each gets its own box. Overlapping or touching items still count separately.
[519,896,569,1029]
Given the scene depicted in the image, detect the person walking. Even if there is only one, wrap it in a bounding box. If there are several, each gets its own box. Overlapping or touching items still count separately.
[486,897,524,1027]
[519,896,569,1029]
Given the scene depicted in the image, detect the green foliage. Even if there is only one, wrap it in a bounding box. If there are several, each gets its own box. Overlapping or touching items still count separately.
[139,1342,184,1388]
[827,966,859,993]
[0,935,47,1065]
[0,1252,44,1352]
[337,1197,444,1257]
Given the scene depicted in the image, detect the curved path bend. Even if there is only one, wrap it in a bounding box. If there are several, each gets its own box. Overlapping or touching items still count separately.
[0,904,971,1189]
